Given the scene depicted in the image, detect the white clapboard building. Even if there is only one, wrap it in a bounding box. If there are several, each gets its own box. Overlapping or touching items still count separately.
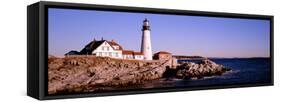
[78,39,144,60]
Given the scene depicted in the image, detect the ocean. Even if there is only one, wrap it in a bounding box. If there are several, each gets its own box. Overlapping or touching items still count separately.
[137,58,272,89]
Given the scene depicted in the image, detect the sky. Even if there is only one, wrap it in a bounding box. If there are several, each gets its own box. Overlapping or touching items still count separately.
[48,8,270,58]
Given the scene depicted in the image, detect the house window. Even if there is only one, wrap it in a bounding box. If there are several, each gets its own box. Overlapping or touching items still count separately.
[102,47,105,51]
[99,52,102,56]
[109,52,112,57]
[107,47,110,51]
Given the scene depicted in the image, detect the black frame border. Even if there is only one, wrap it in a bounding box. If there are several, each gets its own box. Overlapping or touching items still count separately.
[32,1,274,100]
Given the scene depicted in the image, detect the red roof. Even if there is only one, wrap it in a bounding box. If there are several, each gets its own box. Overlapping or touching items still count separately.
[122,50,143,55]
[122,50,134,55]
[134,52,143,55]
[107,40,123,50]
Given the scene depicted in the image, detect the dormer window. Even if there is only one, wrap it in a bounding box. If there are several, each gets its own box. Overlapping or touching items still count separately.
[113,46,119,50]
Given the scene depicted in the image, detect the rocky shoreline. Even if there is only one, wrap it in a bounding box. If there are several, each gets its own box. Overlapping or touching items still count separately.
[48,56,231,94]
[164,59,231,79]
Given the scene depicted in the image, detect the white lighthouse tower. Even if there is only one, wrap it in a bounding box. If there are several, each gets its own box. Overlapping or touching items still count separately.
[141,18,153,60]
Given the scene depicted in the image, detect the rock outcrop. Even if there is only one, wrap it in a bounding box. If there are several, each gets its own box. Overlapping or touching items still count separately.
[175,59,231,79]
[48,56,168,94]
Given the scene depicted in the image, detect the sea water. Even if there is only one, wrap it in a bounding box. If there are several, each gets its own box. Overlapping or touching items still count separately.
[139,58,271,89]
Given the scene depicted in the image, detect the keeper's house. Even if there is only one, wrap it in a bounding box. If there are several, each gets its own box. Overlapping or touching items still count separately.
[65,39,144,60]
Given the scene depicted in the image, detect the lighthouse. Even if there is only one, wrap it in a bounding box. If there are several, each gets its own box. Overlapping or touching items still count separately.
[141,18,153,60]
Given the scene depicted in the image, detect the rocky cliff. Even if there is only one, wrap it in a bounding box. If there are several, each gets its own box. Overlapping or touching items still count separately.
[48,56,168,94]
[48,56,230,94]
